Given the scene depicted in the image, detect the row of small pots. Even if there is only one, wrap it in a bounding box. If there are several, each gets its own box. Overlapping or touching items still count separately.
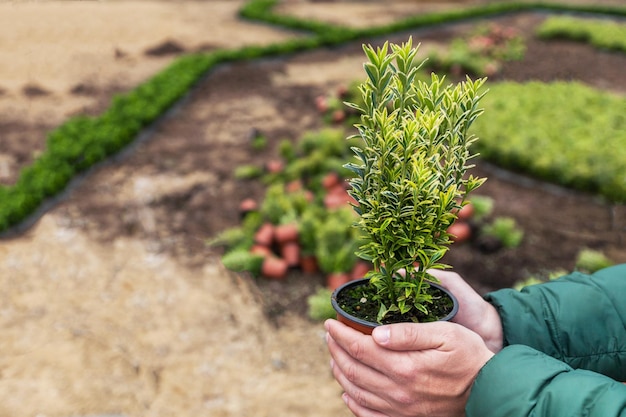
[251,222,307,280]
[321,171,357,210]
[239,185,475,282]
[248,219,374,289]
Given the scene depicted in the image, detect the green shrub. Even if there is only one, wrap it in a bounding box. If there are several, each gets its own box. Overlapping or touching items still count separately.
[472,82,626,202]
[221,249,264,275]
[428,23,525,76]
[514,268,568,290]
[469,195,494,221]
[537,16,626,54]
[209,226,250,249]
[481,217,524,249]
[234,165,264,180]
[575,248,614,273]
[299,206,324,256]
[307,287,336,321]
[315,207,360,274]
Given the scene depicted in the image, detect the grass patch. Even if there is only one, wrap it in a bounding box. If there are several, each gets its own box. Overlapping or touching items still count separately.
[472,81,626,202]
[537,15,626,54]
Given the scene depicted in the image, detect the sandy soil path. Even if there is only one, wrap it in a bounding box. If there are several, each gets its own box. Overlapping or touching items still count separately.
[0,214,344,417]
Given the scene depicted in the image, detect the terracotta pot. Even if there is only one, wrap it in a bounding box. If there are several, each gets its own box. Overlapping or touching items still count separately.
[280,241,300,267]
[328,182,348,194]
[250,244,273,258]
[346,192,358,207]
[315,95,328,113]
[321,172,341,190]
[300,255,319,274]
[265,159,284,174]
[323,192,344,209]
[238,198,258,217]
[350,261,371,281]
[337,84,349,99]
[254,223,275,247]
[274,223,299,244]
[326,272,351,291]
[261,257,288,280]
[324,186,351,209]
[331,109,346,123]
[303,190,315,203]
[286,180,303,193]
[331,278,459,335]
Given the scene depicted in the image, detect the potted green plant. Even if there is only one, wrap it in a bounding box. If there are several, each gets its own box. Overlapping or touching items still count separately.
[331,38,487,334]
[315,206,361,290]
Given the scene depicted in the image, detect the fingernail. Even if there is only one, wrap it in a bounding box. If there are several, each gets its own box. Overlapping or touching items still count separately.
[342,393,349,405]
[330,358,334,369]
[373,326,390,345]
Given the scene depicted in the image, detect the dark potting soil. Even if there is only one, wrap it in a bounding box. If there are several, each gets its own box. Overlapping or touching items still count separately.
[336,282,456,325]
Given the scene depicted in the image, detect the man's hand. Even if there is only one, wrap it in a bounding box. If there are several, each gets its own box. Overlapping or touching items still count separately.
[326,319,495,417]
[428,269,503,353]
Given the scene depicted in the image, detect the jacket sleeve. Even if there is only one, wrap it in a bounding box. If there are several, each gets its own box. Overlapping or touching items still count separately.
[466,345,626,417]
[485,263,626,381]
[465,264,626,417]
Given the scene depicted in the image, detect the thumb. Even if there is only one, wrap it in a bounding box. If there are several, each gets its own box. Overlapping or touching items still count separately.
[372,322,452,351]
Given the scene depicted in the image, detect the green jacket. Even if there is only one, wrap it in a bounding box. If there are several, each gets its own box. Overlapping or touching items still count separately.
[466,264,626,416]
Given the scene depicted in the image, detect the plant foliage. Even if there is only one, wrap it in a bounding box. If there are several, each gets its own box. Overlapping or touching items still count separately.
[575,248,614,273]
[481,216,524,249]
[537,16,626,54]
[472,81,626,202]
[428,23,525,77]
[346,38,486,321]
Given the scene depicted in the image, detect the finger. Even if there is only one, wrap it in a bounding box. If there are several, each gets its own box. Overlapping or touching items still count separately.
[426,269,483,324]
[327,336,390,392]
[325,319,389,368]
[342,393,391,417]
[327,327,391,395]
[327,331,385,383]
[427,269,474,298]
[426,268,459,284]
[372,322,456,352]
[330,356,390,413]
[326,320,408,398]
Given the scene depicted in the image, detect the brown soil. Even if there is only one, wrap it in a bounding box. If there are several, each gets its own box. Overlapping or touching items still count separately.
[0,2,625,416]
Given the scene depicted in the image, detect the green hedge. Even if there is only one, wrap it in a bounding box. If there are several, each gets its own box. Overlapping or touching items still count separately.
[0,54,216,232]
[239,0,350,42]
[2,0,626,233]
[537,15,626,53]
[472,81,626,202]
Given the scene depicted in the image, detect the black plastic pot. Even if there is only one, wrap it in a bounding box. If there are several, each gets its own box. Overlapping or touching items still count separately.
[331,278,459,334]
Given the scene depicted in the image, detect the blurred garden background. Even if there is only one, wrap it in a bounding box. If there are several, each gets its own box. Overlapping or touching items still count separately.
[0,0,625,416]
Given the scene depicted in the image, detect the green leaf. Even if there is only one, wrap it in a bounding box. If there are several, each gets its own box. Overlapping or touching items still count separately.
[377,303,389,322]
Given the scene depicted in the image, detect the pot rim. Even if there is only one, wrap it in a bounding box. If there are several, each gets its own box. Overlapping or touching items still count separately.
[331,278,459,331]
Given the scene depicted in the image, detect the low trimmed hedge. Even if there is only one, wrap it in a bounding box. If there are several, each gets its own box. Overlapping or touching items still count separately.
[0,53,217,232]
[537,15,626,54]
[472,81,626,202]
